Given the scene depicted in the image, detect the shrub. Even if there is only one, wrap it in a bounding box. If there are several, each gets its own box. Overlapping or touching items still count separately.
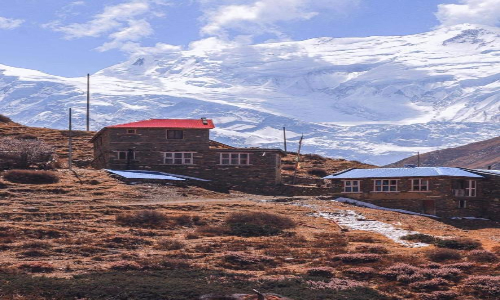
[307,168,328,177]
[409,278,449,291]
[426,249,461,262]
[20,241,53,249]
[467,250,498,263]
[0,114,12,123]
[282,165,295,171]
[116,210,168,228]
[109,261,142,271]
[224,212,295,237]
[0,137,54,169]
[419,267,462,280]
[307,278,365,291]
[417,291,458,300]
[18,262,54,273]
[195,225,228,237]
[444,262,474,270]
[4,170,59,184]
[381,263,420,280]
[434,238,481,250]
[463,275,500,298]
[222,252,277,270]
[306,267,335,278]
[332,253,381,264]
[401,234,437,244]
[154,239,185,251]
[354,245,388,254]
[343,267,376,279]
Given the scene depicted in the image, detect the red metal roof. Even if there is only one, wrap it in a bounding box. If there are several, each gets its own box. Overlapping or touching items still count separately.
[107,119,215,129]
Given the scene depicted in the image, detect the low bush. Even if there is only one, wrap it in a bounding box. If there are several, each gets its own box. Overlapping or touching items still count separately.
[354,245,388,254]
[4,170,59,184]
[307,278,365,291]
[20,241,53,249]
[332,253,382,264]
[222,252,277,270]
[116,210,168,228]
[18,262,54,273]
[224,211,295,237]
[443,262,474,270]
[417,291,458,300]
[306,267,335,278]
[400,234,437,244]
[109,261,142,271]
[307,168,328,177]
[426,249,461,262]
[282,165,295,171]
[195,225,228,237]
[463,275,500,298]
[434,238,481,250]
[381,263,420,280]
[343,267,376,279]
[409,278,449,291]
[467,250,498,263]
[154,239,185,251]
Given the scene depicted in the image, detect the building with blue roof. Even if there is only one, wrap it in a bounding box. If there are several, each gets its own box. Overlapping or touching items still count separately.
[324,166,499,220]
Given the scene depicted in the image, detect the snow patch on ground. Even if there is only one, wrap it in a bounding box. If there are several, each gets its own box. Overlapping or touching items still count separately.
[314,209,429,248]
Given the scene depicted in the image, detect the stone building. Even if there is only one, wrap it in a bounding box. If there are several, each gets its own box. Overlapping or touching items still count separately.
[90,118,283,186]
[324,167,499,220]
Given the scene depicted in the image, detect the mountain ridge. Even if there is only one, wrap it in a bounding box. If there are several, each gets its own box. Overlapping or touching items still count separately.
[0,23,499,165]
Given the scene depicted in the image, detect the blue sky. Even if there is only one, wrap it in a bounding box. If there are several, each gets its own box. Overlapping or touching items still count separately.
[1,0,498,77]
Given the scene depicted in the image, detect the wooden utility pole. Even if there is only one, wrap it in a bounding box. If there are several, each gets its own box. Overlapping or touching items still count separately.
[68,108,73,170]
[283,126,287,153]
[417,151,420,167]
[292,134,304,185]
[86,73,90,131]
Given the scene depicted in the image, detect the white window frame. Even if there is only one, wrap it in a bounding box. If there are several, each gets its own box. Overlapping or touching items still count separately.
[116,151,135,160]
[458,200,467,208]
[163,152,195,165]
[465,180,476,197]
[410,178,430,192]
[342,180,361,193]
[373,179,399,192]
[219,153,250,165]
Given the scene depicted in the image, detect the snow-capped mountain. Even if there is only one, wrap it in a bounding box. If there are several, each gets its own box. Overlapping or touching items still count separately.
[1,24,499,165]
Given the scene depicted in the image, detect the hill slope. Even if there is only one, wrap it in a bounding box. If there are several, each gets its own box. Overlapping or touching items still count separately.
[387,136,500,169]
[1,24,499,165]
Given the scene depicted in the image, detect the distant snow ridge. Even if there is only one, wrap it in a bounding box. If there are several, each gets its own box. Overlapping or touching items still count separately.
[0,24,499,165]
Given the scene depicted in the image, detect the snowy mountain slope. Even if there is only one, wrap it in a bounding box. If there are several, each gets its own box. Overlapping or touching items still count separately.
[0,24,499,165]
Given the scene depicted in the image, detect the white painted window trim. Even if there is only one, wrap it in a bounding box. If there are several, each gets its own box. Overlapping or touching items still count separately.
[465,180,477,197]
[219,153,251,165]
[166,130,184,140]
[372,179,400,192]
[410,178,430,192]
[342,180,361,193]
[163,152,195,165]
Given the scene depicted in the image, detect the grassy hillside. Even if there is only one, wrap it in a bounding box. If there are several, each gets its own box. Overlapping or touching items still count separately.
[387,136,500,169]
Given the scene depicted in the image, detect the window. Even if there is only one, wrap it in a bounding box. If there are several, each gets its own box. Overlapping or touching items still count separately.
[164,152,194,165]
[220,153,250,165]
[167,130,183,139]
[126,129,137,134]
[343,180,360,193]
[411,179,429,191]
[117,151,135,160]
[458,200,467,208]
[373,179,399,192]
[465,180,476,197]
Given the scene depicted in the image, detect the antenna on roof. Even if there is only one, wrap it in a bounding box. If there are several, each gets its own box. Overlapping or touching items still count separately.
[201,117,208,125]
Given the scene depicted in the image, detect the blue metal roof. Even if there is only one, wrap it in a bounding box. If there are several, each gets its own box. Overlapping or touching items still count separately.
[324,167,484,179]
[105,170,210,182]
[473,169,500,176]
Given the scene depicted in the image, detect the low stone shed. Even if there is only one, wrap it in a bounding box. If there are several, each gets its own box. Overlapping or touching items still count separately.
[324,166,499,220]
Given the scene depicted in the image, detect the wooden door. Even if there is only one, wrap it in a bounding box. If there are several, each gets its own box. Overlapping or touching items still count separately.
[422,200,436,215]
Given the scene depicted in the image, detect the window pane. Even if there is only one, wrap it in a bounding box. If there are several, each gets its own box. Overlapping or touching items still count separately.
[119,152,126,159]
[184,158,192,164]
[240,154,248,159]
[222,154,230,159]
[222,159,230,165]
[346,187,352,192]
[174,158,183,164]
[231,158,239,164]
[231,154,239,159]
[375,180,382,186]
[421,185,427,191]
[345,181,351,186]
[240,158,248,165]
[390,180,397,185]
[352,187,359,192]
[165,153,173,158]
[390,186,397,191]
[174,153,183,158]
[352,181,359,186]
[383,180,389,185]
[184,153,192,158]
[376,186,382,191]
[165,159,173,164]
[383,186,389,191]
